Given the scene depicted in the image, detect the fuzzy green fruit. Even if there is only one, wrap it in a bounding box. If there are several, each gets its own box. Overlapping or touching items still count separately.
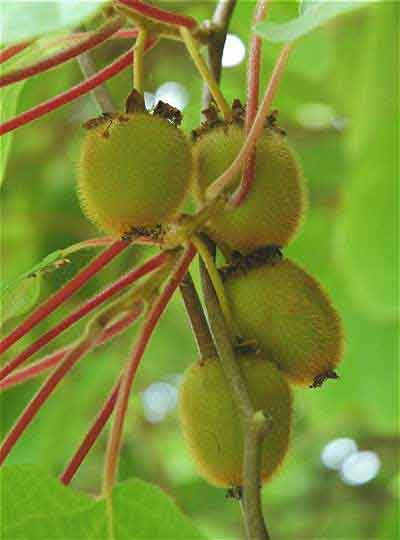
[78,112,192,235]
[193,123,306,254]
[223,258,344,386]
[179,354,292,488]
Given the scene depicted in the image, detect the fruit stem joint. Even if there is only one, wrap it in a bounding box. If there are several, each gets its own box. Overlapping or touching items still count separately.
[250,410,272,441]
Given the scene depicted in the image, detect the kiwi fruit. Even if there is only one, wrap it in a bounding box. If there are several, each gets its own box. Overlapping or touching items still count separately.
[78,111,192,236]
[179,353,292,488]
[222,257,344,386]
[192,123,306,254]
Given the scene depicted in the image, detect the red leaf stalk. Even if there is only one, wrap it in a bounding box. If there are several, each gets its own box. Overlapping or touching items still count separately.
[0,42,31,64]
[0,15,125,88]
[0,348,70,391]
[0,337,95,465]
[0,240,129,358]
[60,381,121,485]
[117,0,198,30]
[103,244,197,492]
[0,252,167,380]
[0,36,157,136]
[231,0,270,208]
[0,304,143,392]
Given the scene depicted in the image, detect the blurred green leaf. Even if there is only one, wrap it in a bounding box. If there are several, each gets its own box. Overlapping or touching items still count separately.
[0,273,41,327]
[256,1,371,42]
[337,2,398,321]
[0,81,26,185]
[0,36,77,185]
[1,465,207,539]
[0,1,106,46]
[0,248,69,326]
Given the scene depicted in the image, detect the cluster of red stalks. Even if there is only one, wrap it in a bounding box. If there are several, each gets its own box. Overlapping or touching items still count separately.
[0,0,288,492]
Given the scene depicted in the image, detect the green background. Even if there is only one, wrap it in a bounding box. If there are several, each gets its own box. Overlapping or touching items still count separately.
[1,2,398,539]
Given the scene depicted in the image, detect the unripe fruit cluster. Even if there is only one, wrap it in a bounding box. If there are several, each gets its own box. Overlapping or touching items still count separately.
[179,108,343,489]
[76,97,343,490]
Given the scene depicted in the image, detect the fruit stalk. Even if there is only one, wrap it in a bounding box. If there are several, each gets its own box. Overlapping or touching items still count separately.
[0,333,98,465]
[116,0,198,30]
[200,241,270,540]
[0,41,32,64]
[102,244,196,494]
[133,27,148,94]
[180,27,232,121]
[0,279,149,464]
[0,15,125,88]
[60,380,121,485]
[206,43,292,202]
[0,302,144,391]
[0,37,158,136]
[235,0,270,208]
[192,234,236,337]
[0,239,130,360]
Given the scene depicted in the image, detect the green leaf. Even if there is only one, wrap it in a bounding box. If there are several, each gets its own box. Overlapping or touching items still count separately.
[337,2,398,321]
[0,274,42,327]
[0,1,106,46]
[1,466,207,540]
[0,249,68,326]
[255,1,371,43]
[0,35,90,185]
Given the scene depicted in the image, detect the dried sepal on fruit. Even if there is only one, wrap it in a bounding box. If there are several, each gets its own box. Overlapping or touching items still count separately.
[222,255,344,386]
[192,107,307,254]
[78,101,192,237]
[179,353,292,488]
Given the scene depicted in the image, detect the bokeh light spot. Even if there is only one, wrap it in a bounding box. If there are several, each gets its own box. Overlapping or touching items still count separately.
[321,438,358,470]
[222,34,246,67]
[340,451,381,486]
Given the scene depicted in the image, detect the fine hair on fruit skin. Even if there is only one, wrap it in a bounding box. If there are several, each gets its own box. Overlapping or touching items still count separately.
[192,122,307,254]
[222,257,344,386]
[78,110,193,236]
[179,353,292,488]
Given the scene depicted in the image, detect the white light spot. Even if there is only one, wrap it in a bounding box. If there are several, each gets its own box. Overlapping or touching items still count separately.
[144,92,156,110]
[340,451,381,486]
[155,82,188,110]
[296,102,336,130]
[222,34,246,68]
[142,382,178,424]
[321,438,358,470]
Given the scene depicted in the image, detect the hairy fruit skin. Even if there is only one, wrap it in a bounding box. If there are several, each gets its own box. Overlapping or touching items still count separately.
[223,259,344,385]
[179,354,292,488]
[193,124,306,254]
[78,113,192,235]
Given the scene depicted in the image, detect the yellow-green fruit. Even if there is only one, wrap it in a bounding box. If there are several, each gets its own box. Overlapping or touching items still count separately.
[78,113,192,235]
[223,259,344,385]
[179,354,292,488]
[193,124,306,254]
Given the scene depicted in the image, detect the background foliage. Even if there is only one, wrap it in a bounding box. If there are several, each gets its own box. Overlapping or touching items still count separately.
[1,1,398,539]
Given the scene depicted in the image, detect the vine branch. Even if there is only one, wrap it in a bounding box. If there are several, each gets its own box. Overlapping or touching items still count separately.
[202,0,237,109]
[199,240,270,540]
[179,272,216,359]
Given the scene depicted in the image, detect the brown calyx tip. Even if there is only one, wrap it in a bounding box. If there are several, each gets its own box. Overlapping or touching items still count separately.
[83,112,129,138]
[309,370,339,389]
[153,100,183,126]
[121,224,165,243]
[192,99,246,141]
[125,89,146,114]
[225,486,243,500]
[220,245,284,279]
